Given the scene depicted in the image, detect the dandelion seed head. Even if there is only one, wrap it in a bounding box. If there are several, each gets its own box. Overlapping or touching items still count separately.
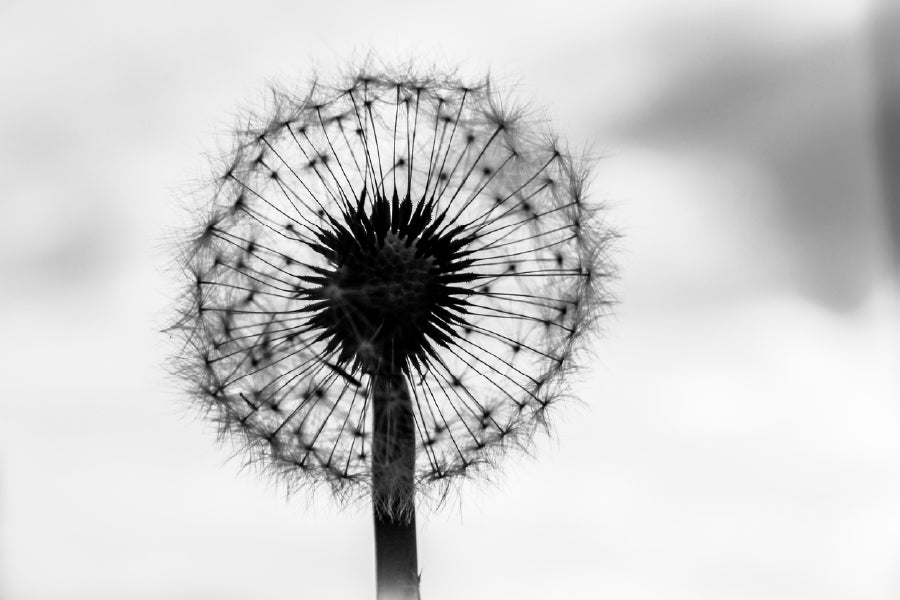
[170,64,615,511]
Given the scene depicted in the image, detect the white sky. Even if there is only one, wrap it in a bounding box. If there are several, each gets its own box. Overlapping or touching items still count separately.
[1,1,898,598]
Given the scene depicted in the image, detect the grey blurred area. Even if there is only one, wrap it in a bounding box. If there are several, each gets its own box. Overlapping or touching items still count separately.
[547,7,892,311]
[622,31,883,310]
[872,0,900,268]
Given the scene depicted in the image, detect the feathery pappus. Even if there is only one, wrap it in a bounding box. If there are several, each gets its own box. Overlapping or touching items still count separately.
[171,65,614,517]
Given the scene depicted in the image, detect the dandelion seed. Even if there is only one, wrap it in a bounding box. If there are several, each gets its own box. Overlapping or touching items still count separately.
[170,63,614,599]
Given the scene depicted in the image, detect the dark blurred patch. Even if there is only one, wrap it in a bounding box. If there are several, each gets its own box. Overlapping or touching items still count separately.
[613,21,883,311]
[872,0,900,270]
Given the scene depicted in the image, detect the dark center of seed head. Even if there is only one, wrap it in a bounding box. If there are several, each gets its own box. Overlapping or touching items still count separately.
[340,232,433,318]
[305,191,473,373]
[325,231,437,367]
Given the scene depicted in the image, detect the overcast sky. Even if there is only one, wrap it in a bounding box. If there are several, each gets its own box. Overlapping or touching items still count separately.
[1,1,898,598]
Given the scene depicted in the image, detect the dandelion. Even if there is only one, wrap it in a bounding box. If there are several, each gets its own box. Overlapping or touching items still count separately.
[171,63,612,599]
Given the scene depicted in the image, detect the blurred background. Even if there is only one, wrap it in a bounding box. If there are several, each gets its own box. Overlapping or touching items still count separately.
[1,0,898,598]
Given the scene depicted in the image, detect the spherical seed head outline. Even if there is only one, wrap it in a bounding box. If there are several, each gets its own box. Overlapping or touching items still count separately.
[170,64,615,512]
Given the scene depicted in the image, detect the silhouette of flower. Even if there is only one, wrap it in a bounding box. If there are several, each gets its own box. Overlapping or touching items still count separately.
[171,66,613,517]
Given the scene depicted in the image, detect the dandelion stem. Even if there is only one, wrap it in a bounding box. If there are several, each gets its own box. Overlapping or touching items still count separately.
[372,363,420,600]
